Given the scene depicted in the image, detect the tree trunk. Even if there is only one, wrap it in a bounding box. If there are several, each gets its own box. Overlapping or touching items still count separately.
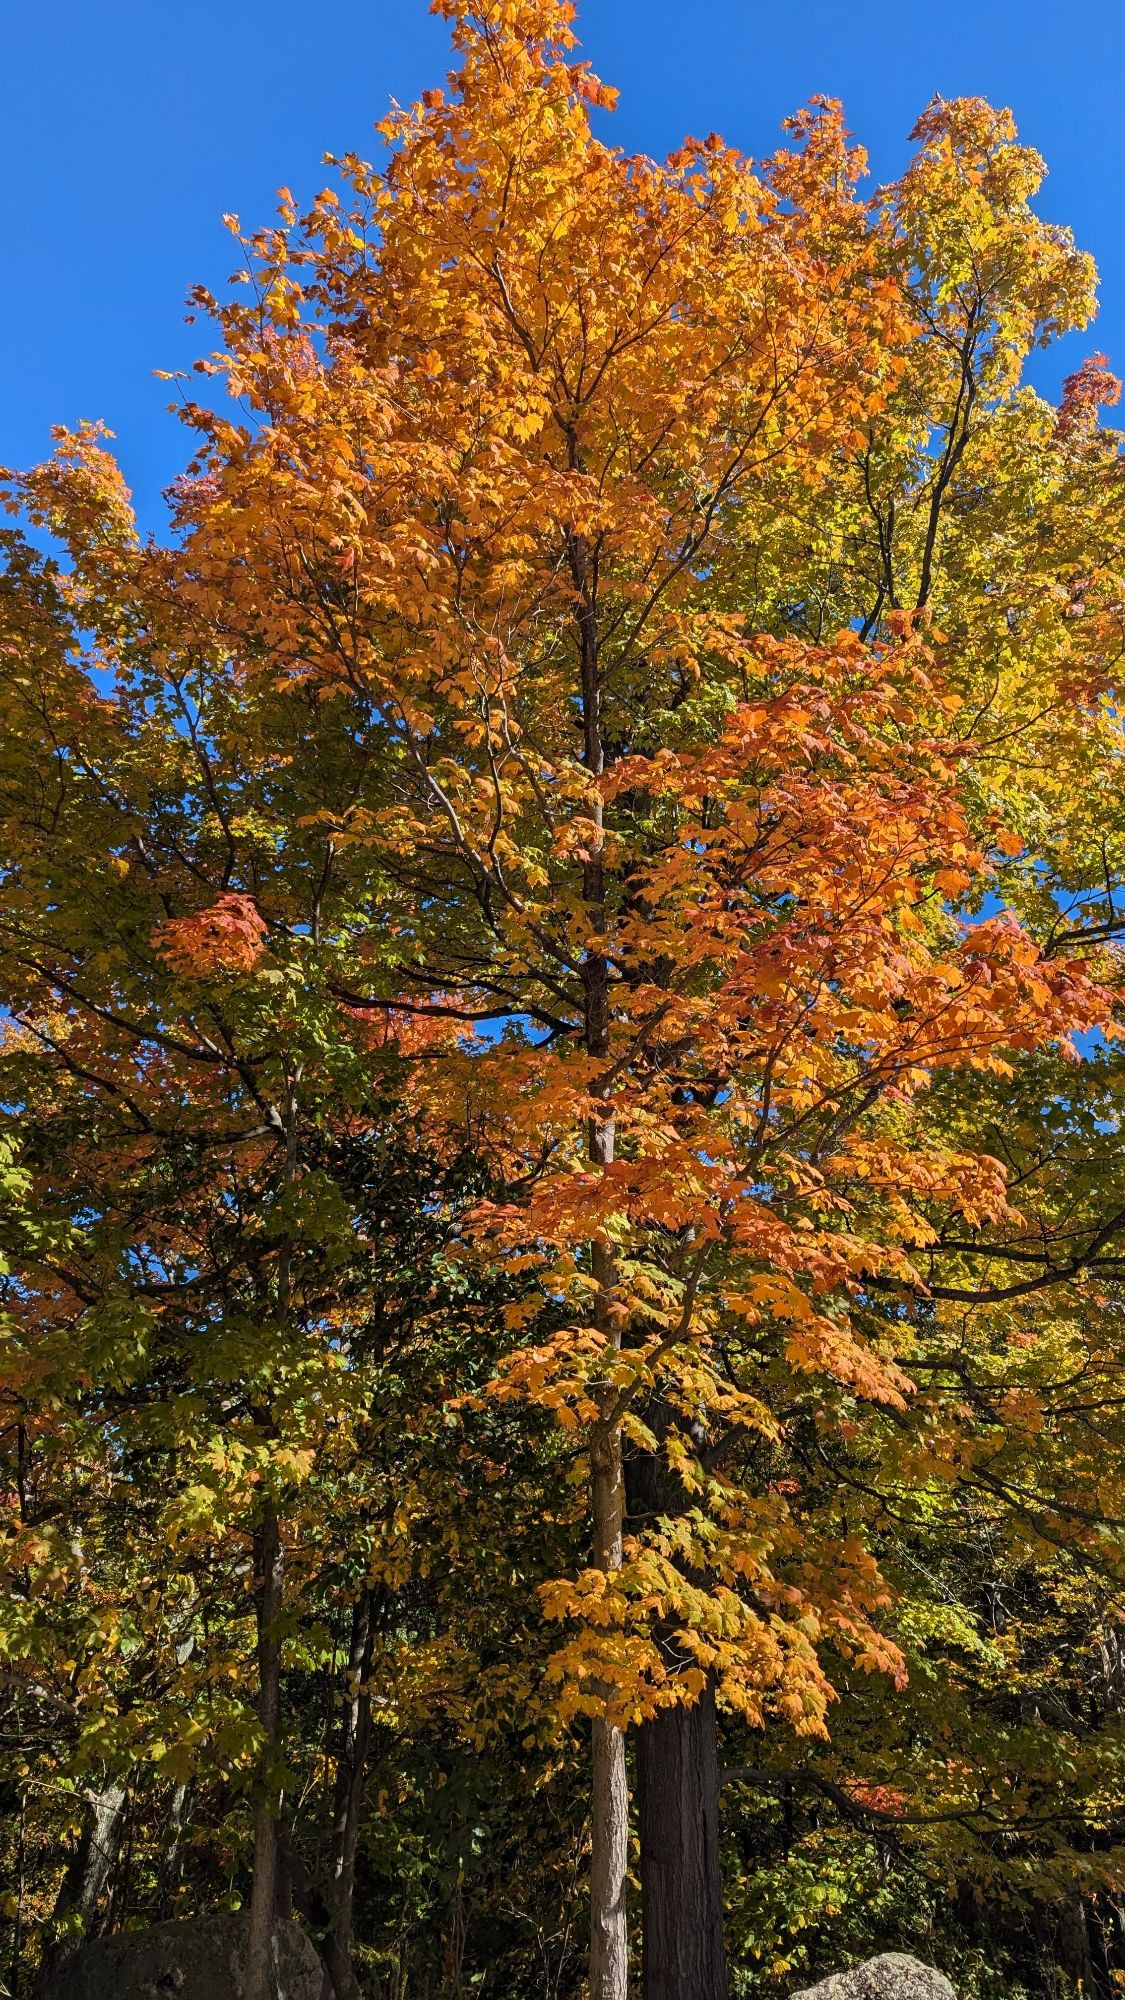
[589,1711,629,1999]
[586,1090,628,2000]
[10,1779,26,2000]
[157,1782,189,1915]
[1056,1890,1099,1999]
[571,521,630,2000]
[589,1387,629,2000]
[628,1437,727,2000]
[245,1086,298,2000]
[321,1589,376,2000]
[636,1681,727,2000]
[36,1782,127,1989]
[244,1505,285,2000]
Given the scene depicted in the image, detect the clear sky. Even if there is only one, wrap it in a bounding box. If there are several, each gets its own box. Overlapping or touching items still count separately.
[4,0,1121,527]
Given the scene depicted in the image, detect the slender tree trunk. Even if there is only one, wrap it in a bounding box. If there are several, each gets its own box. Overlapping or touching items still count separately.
[10,1781,25,2000]
[321,1589,376,2000]
[107,1789,135,1935]
[157,1783,189,1915]
[572,523,630,2000]
[587,1103,629,2000]
[245,1505,285,2000]
[245,1085,298,2000]
[589,1669,629,1998]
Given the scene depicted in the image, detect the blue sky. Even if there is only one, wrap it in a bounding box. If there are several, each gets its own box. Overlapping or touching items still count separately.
[4,0,1122,528]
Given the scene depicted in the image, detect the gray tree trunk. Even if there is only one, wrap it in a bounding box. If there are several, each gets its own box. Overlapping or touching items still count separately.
[572,522,629,2000]
[37,1783,127,1990]
[244,1507,285,2000]
[321,1590,376,2000]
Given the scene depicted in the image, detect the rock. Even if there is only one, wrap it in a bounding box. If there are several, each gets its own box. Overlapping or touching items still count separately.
[39,1912,324,2000]
[793,1953,958,2000]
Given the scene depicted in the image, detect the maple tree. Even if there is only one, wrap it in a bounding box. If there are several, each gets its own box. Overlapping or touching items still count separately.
[146,6,1123,1995]
[3,4,1125,1999]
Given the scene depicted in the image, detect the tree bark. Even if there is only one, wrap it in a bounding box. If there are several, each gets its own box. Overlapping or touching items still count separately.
[157,1782,189,1914]
[321,1589,376,2000]
[629,1438,727,2000]
[636,1681,727,2000]
[10,1780,25,2000]
[587,1131,629,2000]
[570,522,630,2000]
[589,1384,629,2000]
[244,1505,285,2000]
[36,1782,127,1989]
[245,1085,298,2000]
[1055,1890,1099,1999]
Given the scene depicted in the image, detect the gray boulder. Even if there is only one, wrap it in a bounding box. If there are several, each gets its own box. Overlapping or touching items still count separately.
[794,1953,958,2000]
[39,1912,323,2000]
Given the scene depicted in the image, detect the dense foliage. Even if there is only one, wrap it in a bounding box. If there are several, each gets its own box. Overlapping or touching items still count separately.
[3,5,1125,1998]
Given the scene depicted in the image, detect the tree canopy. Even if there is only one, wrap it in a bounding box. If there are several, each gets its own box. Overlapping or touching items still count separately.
[3,6,1125,2000]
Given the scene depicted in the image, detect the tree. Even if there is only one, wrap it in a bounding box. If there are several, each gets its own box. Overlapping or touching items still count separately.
[4,5,1125,1996]
[139,8,1117,1994]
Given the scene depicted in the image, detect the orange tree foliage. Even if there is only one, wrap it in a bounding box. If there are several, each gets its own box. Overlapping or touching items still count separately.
[130,3,1121,1985]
